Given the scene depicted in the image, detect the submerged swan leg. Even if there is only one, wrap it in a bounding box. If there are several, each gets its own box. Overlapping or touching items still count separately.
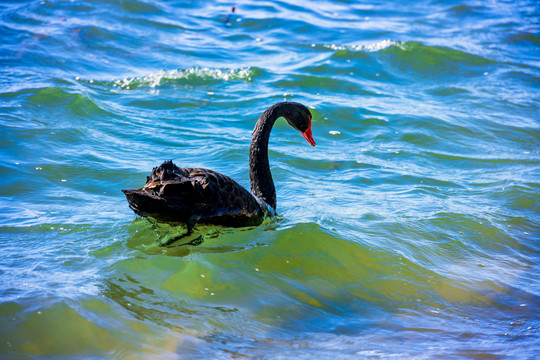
[160,233,204,247]
[158,230,191,247]
[158,215,203,247]
[174,235,204,247]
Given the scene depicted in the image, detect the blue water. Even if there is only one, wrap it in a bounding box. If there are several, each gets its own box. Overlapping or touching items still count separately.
[1,0,539,358]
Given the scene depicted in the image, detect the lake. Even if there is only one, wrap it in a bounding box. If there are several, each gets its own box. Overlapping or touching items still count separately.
[0,0,539,358]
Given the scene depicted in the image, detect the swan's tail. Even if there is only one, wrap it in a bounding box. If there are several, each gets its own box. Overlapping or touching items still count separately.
[122,189,166,217]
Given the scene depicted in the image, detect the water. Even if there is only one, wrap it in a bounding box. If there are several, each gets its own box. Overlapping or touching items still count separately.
[1,0,539,358]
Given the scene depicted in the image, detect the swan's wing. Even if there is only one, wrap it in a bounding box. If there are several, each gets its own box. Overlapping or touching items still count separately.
[123,161,265,225]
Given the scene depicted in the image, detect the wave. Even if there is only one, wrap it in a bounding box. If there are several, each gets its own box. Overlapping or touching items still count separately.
[81,67,256,90]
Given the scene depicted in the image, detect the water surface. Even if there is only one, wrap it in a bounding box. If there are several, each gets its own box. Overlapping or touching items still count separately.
[1,0,539,358]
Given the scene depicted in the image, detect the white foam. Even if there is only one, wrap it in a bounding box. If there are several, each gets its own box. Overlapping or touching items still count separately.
[112,67,254,89]
[325,39,399,52]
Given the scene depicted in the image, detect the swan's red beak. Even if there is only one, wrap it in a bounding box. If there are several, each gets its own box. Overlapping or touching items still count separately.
[302,121,316,147]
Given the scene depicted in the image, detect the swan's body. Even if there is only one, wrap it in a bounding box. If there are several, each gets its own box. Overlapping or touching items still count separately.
[122,102,315,239]
[122,161,271,227]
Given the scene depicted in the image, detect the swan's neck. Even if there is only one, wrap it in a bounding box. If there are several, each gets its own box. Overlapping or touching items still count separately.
[249,103,286,209]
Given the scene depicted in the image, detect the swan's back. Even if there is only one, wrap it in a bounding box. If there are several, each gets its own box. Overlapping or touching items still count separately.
[122,161,267,226]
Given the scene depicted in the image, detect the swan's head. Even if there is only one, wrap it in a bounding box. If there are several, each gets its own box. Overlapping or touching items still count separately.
[282,102,316,147]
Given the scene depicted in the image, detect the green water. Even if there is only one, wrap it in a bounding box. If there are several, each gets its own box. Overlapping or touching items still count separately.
[1,0,539,358]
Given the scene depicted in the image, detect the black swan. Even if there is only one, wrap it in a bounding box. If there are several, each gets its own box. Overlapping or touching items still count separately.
[122,102,315,245]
